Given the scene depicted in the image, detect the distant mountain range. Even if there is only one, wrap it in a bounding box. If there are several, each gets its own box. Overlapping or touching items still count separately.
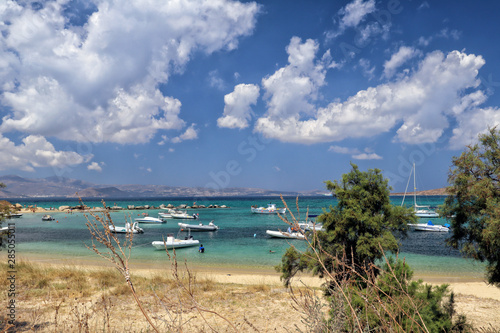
[0,175,448,199]
[391,188,448,196]
[0,175,328,198]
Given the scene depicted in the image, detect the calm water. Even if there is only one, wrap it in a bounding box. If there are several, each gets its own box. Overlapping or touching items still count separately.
[2,196,486,278]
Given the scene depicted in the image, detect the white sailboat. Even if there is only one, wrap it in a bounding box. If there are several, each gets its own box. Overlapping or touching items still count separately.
[402,163,440,218]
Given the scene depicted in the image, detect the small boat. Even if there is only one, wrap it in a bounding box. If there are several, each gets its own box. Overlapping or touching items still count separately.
[178,220,219,231]
[251,203,286,214]
[109,222,144,234]
[158,212,172,219]
[414,206,440,218]
[408,221,450,232]
[152,233,200,249]
[7,213,22,218]
[266,229,305,239]
[42,215,55,221]
[135,216,165,224]
[297,221,323,232]
[401,163,440,218]
[170,211,199,219]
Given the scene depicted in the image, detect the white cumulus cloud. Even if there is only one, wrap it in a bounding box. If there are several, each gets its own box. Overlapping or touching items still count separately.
[255,37,331,129]
[171,124,198,143]
[339,0,376,30]
[0,134,91,171]
[383,46,421,79]
[87,162,103,172]
[255,49,495,147]
[217,84,260,129]
[0,0,260,170]
[328,145,382,160]
[352,152,382,160]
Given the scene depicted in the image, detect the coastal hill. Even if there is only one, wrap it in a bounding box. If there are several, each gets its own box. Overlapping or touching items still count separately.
[0,174,449,199]
[0,175,327,198]
[391,187,448,196]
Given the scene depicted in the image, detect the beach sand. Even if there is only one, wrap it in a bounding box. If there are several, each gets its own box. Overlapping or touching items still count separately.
[7,254,499,331]
[4,207,500,330]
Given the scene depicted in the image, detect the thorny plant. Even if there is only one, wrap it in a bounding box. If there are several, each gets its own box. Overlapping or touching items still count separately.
[84,199,238,332]
[84,199,159,332]
[277,195,460,333]
[157,241,238,332]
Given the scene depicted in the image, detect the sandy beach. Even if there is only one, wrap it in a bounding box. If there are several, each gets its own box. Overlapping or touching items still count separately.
[5,253,499,332]
[4,206,500,331]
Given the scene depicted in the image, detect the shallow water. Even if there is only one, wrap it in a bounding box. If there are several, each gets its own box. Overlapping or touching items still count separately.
[3,196,485,278]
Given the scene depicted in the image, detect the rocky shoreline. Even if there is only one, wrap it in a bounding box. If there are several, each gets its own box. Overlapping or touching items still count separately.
[2,201,230,214]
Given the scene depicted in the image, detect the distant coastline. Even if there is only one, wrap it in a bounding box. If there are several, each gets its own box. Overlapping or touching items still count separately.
[391,187,448,196]
[0,174,326,199]
[0,174,449,199]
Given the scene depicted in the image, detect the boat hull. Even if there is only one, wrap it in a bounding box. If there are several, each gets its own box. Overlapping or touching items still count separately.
[415,211,440,218]
[152,239,199,249]
[109,225,144,234]
[298,222,323,232]
[266,230,305,239]
[251,205,286,214]
[408,223,449,232]
[135,217,165,224]
[251,203,286,214]
[171,213,198,219]
[178,222,218,231]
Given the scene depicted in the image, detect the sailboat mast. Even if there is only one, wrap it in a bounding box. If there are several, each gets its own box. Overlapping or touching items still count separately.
[413,163,417,210]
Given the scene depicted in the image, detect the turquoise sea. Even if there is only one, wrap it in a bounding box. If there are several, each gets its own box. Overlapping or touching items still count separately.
[2,196,486,279]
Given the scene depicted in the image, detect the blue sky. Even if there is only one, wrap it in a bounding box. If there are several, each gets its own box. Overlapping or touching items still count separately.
[1,0,500,193]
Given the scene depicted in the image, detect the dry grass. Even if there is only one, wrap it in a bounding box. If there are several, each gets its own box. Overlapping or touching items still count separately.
[0,260,318,332]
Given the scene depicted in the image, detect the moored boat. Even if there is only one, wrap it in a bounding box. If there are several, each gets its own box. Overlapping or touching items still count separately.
[170,211,199,219]
[152,234,199,249]
[297,221,323,232]
[401,163,440,218]
[178,220,219,231]
[109,222,144,234]
[42,215,55,221]
[414,206,440,218]
[408,221,450,232]
[158,212,172,219]
[135,216,165,224]
[251,203,286,214]
[266,229,305,239]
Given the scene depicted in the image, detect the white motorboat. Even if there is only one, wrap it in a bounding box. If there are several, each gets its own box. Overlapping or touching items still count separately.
[158,212,172,219]
[42,215,55,221]
[170,211,199,219]
[152,234,199,249]
[409,221,450,232]
[401,163,440,218]
[109,222,144,234]
[266,229,305,239]
[135,216,165,224]
[298,221,323,232]
[7,213,22,218]
[178,220,219,231]
[251,203,286,214]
